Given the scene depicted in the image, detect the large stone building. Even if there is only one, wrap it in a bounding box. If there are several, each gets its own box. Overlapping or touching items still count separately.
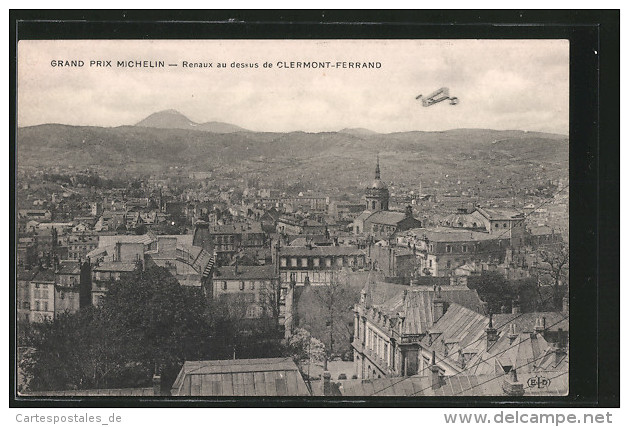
[352,282,485,379]
[277,244,366,287]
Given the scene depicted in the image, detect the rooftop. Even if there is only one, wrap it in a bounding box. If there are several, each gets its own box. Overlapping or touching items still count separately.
[171,357,310,396]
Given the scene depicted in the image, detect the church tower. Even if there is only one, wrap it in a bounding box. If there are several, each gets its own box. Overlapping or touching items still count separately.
[365,155,389,211]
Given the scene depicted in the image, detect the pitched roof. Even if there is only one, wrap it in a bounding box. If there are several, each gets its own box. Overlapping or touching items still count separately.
[31,268,56,282]
[493,312,569,334]
[170,357,310,396]
[56,260,81,275]
[465,331,567,376]
[421,303,489,365]
[365,284,485,336]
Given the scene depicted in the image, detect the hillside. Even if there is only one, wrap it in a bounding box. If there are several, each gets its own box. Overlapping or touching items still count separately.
[16,123,568,192]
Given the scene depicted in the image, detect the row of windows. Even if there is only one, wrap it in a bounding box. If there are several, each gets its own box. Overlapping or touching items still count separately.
[220,280,271,291]
[34,301,49,311]
[33,289,50,299]
[280,256,364,268]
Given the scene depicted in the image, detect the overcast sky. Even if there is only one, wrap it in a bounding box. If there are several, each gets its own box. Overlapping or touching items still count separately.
[18,39,568,134]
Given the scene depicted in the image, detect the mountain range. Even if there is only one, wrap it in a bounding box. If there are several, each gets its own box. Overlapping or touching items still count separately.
[17,110,568,191]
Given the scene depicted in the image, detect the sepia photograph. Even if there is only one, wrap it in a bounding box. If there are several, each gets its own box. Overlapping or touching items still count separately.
[14,36,573,400]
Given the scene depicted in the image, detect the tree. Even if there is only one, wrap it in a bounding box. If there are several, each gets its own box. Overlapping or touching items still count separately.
[537,243,569,310]
[20,266,214,392]
[297,279,359,369]
[468,271,514,314]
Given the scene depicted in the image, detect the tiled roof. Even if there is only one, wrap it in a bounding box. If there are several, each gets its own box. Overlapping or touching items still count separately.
[171,357,310,396]
[31,268,56,282]
[493,312,569,334]
[56,260,81,275]
[465,331,567,376]
[421,303,489,364]
[372,285,485,336]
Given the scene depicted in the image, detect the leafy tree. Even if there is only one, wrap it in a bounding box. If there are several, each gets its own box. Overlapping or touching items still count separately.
[468,271,514,314]
[20,267,213,392]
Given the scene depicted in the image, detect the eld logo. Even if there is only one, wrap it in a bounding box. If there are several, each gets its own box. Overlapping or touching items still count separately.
[527,376,551,388]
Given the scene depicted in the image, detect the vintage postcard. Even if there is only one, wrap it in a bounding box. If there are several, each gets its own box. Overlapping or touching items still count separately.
[16,38,569,399]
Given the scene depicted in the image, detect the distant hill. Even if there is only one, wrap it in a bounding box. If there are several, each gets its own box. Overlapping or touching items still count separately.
[339,128,379,137]
[16,124,568,191]
[135,109,249,133]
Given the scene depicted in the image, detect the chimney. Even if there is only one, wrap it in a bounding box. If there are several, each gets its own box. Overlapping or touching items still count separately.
[115,242,122,262]
[502,368,525,396]
[486,314,498,350]
[508,323,518,344]
[323,371,332,396]
[562,295,569,313]
[430,351,441,390]
[511,300,520,314]
[554,328,567,366]
[152,373,162,396]
[433,289,445,324]
[534,316,546,335]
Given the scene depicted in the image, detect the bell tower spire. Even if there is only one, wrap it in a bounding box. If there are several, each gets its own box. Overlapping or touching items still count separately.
[375,154,381,180]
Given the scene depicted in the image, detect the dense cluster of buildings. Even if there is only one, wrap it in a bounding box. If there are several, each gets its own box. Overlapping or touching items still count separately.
[16,158,567,397]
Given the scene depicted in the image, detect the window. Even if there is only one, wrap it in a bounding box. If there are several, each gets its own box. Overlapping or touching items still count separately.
[35,301,40,311]
[222,281,227,290]
[446,260,451,269]
[462,245,468,253]
[446,245,452,253]
[429,259,433,268]
[325,258,332,267]
[35,283,40,289]
[301,258,308,267]
[429,244,433,252]
[280,257,287,267]
[291,258,297,267]
[250,281,255,290]
[337,257,344,267]
[44,302,48,311]
[239,281,245,291]
[495,223,499,228]
[503,223,507,228]
[313,258,320,267]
